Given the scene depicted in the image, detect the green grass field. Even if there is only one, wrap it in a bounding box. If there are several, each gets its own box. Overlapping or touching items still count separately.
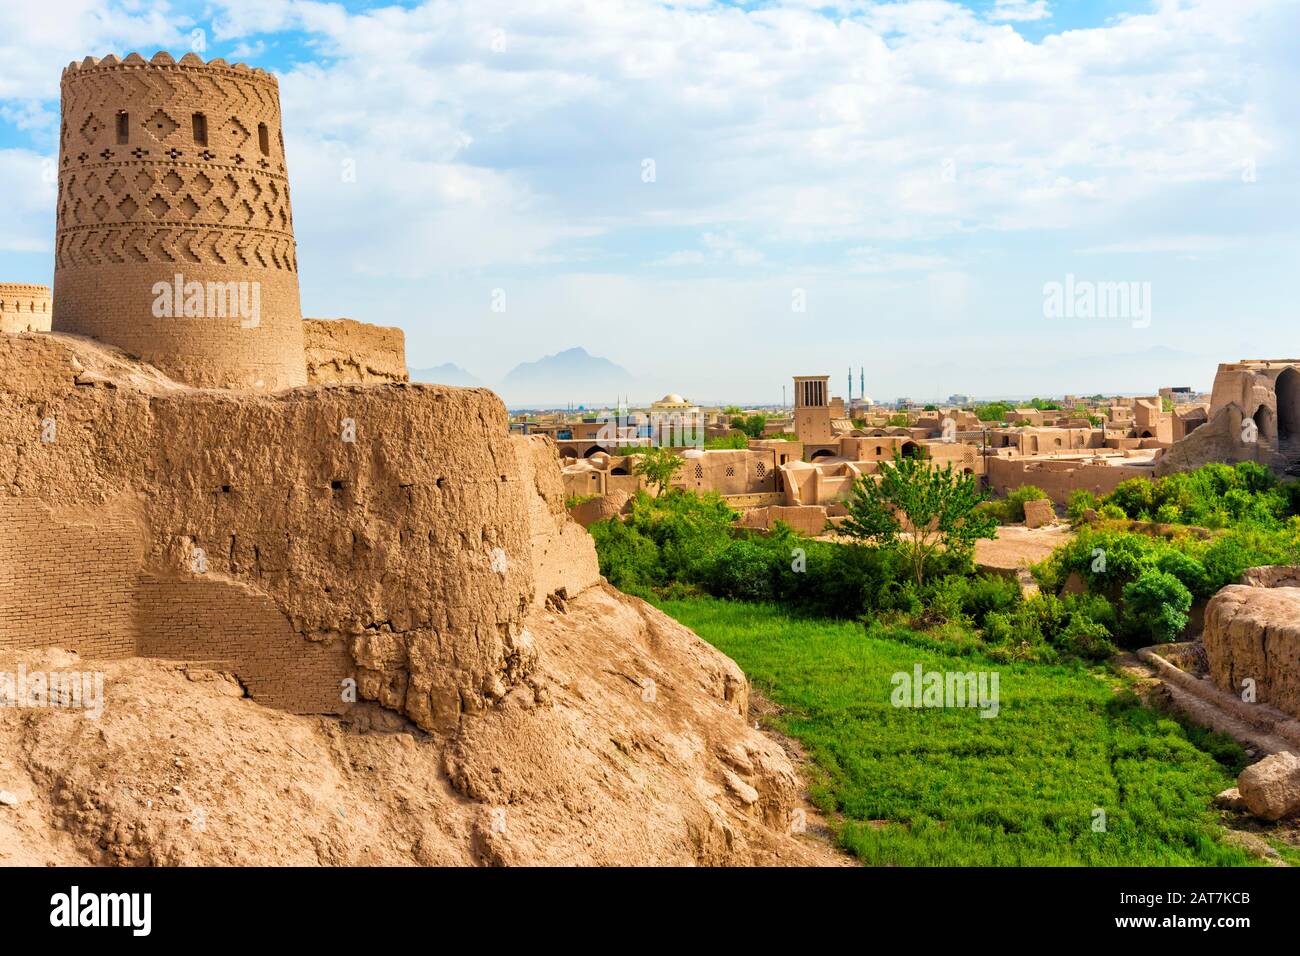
[656,596,1256,866]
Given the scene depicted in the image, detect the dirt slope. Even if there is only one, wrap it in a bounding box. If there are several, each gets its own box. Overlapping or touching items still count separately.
[0,585,845,867]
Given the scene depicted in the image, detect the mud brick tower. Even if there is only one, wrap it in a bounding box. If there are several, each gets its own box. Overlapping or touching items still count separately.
[53,52,306,390]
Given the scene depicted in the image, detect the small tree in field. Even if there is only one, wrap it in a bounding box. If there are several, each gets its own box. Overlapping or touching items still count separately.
[633,446,685,494]
[839,453,998,587]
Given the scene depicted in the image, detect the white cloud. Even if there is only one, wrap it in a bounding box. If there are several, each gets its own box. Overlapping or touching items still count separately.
[845,247,954,273]
[1076,236,1241,255]
[0,149,57,252]
[1,0,1297,399]
[988,1,1051,23]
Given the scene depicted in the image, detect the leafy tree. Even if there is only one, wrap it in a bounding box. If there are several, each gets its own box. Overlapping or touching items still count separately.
[632,447,685,494]
[839,453,998,587]
[975,402,1011,422]
[746,413,769,437]
[886,413,911,428]
[729,414,769,439]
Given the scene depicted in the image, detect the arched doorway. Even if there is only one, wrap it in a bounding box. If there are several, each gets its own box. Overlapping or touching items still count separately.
[1253,405,1275,445]
[1276,367,1300,446]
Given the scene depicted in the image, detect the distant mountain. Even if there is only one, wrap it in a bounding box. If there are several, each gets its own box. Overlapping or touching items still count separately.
[500,347,634,405]
[409,364,485,388]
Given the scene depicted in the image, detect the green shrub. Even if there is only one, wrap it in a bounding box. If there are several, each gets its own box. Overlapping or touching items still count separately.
[1121,570,1193,644]
[1108,478,1155,519]
[1057,615,1118,661]
[1154,549,1211,599]
[970,590,1114,662]
[911,573,1022,628]
[589,515,663,589]
[1066,489,1098,521]
[1003,485,1049,523]
[1155,503,1182,524]
[705,539,780,601]
[982,485,1050,524]
[1096,461,1298,530]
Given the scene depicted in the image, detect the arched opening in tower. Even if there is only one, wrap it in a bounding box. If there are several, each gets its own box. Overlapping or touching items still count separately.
[1276,367,1300,447]
[1253,404,1275,445]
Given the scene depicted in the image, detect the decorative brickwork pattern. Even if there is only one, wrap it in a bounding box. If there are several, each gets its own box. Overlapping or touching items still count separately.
[53,52,306,390]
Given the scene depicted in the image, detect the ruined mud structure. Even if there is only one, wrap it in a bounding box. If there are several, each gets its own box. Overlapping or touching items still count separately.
[1157,360,1300,476]
[0,54,827,866]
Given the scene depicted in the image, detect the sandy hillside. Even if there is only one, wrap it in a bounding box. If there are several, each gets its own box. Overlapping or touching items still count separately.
[0,585,846,867]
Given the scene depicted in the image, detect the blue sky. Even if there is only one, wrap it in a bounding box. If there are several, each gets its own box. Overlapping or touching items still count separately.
[2,0,1297,405]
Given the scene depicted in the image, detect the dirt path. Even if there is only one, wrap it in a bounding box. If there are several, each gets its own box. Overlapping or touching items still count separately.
[973,525,1074,577]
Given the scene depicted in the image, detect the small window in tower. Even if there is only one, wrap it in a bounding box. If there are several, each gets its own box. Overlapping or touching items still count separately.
[257,122,270,155]
[192,113,208,146]
[116,112,129,144]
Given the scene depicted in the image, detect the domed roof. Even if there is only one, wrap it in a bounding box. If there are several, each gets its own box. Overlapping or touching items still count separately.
[661,393,686,404]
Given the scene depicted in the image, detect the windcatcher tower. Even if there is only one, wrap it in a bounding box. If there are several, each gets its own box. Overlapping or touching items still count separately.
[792,374,834,443]
[53,52,306,390]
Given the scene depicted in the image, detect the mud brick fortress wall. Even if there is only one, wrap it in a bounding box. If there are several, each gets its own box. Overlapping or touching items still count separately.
[0,330,600,731]
[1,52,601,733]
[0,284,53,333]
[52,53,306,390]
[303,317,409,385]
[987,455,1147,504]
[0,497,142,659]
